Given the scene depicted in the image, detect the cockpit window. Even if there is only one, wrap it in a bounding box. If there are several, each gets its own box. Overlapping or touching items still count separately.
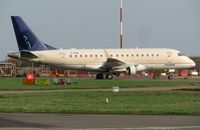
[178,53,185,56]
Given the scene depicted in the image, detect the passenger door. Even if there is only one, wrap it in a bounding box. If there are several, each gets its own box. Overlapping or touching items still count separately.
[166,52,173,63]
[59,53,66,64]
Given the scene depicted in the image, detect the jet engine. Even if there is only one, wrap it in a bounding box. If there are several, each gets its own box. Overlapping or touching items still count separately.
[127,65,147,75]
[136,64,146,71]
[127,65,137,75]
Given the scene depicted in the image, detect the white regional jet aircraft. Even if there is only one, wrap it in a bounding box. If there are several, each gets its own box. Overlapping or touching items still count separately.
[8,16,196,79]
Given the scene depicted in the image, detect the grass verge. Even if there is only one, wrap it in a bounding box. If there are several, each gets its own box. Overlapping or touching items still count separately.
[0,91,200,115]
[0,77,200,90]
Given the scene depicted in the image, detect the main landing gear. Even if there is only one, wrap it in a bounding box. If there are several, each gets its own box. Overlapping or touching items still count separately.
[168,74,173,80]
[105,73,113,80]
[96,73,113,80]
[96,73,104,80]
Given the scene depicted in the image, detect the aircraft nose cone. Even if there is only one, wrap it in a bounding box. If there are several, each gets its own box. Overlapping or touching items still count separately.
[188,58,196,67]
[191,61,196,67]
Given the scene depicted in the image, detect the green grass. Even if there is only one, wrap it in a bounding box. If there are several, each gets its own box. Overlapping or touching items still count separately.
[0,77,200,90]
[0,92,200,115]
[0,77,200,115]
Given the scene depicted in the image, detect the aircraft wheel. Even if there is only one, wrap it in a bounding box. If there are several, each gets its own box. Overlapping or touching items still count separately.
[168,75,173,80]
[106,73,113,80]
[96,73,104,80]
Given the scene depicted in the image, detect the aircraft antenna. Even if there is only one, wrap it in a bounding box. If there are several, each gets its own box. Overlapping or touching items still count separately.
[120,0,123,48]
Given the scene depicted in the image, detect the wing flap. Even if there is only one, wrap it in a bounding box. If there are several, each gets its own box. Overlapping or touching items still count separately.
[104,58,125,67]
[100,58,129,71]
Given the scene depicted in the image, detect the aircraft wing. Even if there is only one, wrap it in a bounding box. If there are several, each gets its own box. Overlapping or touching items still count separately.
[103,58,125,67]
[100,58,130,71]
[99,49,137,71]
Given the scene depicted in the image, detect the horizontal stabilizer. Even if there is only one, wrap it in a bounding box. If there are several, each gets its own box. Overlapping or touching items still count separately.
[20,51,38,59]
[7,52,20,59]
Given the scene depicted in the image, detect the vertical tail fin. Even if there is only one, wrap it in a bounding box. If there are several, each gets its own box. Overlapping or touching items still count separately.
[11,16,56,51]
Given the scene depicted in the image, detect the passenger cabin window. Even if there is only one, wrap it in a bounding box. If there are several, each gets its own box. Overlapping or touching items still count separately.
[178,53,184,56]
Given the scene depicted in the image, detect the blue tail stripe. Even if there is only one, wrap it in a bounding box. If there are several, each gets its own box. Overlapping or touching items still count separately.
[11,16,56,51]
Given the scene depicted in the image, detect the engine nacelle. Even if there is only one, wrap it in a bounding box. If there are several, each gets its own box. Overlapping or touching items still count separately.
[136,64,146,71]
[127,65,146,75]
[127,65,137,75]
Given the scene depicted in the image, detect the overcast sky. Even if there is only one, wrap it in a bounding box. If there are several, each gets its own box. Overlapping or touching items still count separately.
[0,0,200,60]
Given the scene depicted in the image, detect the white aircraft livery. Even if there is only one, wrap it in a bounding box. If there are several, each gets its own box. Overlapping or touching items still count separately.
[8,16,196,79]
